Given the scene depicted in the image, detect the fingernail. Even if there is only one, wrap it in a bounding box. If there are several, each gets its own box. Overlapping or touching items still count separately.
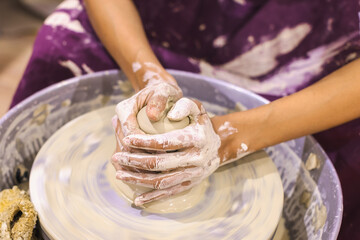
[116,170,131,180]
[111,154,118,163]
[167,110,178,119]
[111,152,122,161]
[134,197,144,206]
[115,171,124,179]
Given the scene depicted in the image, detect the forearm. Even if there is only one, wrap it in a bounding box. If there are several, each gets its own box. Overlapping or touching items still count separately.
[84,0,175,91]
[213,59,360,162]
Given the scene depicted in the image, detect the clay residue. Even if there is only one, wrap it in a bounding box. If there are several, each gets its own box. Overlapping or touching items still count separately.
[32,104,50,125]
[305,153,320,171]
[266,141,326,239]
[15,138,25,155]
[300,190,312,208]
[100,95,111,106]
[313,204,327,232]
[115,80,134,97]
[234,102,248,111]
[61,99,71,107]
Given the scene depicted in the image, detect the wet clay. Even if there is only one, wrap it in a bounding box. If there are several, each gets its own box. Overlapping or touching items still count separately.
[137,106,190,134]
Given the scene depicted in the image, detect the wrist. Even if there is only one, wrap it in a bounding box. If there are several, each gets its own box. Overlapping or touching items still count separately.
[211,109,268,164]
[114,47,177,92]
[132,61,178,91]
[211,115,241,164]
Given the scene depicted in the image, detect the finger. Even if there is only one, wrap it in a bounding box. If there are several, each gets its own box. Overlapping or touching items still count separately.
[134,181,195,206]
[146,95,168,121]
[116,167,202,190]
[115,139,122,153]
[112,150,200,171]
[190,99,207,114]
[116,100,144,136]
[113,116,149,154]
[122,114,145,136]
[122,128,202,151]
[112,117,131,153]
[167,98,201,121]
[146,83,182,121]
[112,161,157,174]
[114,118,124,140]
[111,115,118,130]
[114,121,126,152]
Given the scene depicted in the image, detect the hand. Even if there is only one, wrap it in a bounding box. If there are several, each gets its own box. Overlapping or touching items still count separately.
[111,115,152,174]
[115,68,182,137]
[112,98,226,206]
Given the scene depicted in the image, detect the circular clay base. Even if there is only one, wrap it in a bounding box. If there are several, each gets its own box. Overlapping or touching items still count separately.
[30,106,283,240]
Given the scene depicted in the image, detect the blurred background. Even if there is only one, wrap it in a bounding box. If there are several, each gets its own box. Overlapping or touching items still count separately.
[0,0,61,117]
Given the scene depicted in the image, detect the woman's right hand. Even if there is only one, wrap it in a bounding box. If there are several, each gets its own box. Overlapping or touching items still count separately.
[115,65,183,137]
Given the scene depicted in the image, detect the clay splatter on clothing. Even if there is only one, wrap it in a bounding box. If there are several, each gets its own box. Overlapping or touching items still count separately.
[10,0,360,239]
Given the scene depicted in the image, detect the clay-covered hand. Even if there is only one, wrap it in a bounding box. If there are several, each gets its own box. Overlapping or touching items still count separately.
[112,115,150,174]
[112,98,223,206]
[115,70,182,137]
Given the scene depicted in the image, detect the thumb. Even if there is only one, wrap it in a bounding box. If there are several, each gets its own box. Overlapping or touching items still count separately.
[168,98,201,121]
[146,95,168,121]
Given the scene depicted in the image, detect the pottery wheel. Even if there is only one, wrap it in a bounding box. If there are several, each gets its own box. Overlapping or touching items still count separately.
[30,106,284,240]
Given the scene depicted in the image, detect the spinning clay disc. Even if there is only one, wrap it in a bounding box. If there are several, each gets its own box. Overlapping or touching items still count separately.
[30,106,284,240]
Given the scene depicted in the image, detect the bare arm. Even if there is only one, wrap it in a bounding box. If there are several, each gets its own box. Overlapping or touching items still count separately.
[212,58,360,163]
[84,0,175,91]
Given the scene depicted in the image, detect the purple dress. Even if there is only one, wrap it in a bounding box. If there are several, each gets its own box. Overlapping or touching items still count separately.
[11,0,360,238]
